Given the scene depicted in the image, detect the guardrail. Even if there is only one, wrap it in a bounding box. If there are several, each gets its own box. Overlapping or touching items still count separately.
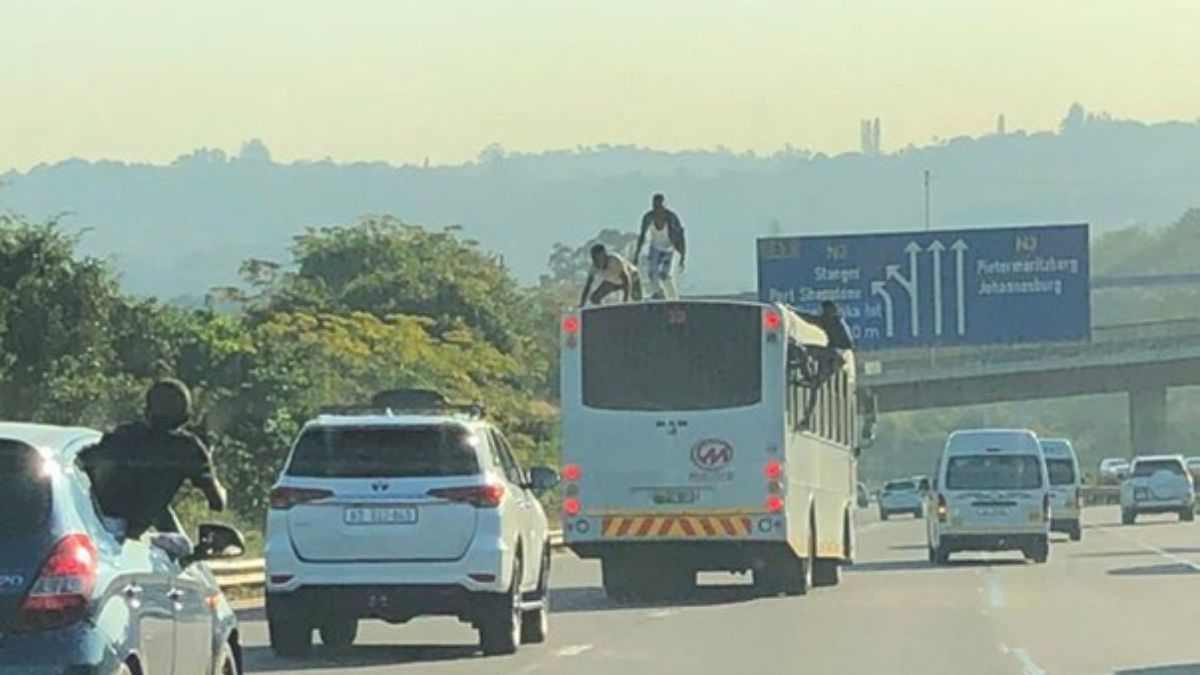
[212,529,565,593]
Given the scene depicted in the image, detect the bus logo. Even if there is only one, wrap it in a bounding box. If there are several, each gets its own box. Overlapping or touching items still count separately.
[691,439,734,471]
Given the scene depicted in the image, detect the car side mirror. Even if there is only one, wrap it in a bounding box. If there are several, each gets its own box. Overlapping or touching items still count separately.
[528,466,560,494]
[185,524,246,566]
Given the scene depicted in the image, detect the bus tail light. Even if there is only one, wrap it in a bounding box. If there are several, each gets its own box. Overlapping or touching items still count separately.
[766,495,785,513]
[764,459,783,480]
[562,315,580,349]
[563,497,582,517]
[562,463,581,482]
[763,310,781,330]
[936,493,948,522]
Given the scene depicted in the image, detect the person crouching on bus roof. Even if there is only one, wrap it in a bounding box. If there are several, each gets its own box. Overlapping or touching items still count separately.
[797,301,854,419]
[580,243,643,307]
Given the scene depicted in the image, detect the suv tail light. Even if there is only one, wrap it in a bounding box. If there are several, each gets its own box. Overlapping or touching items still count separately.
[14,534,97,632]
[936,493,948,522]
[428,484,505,508]
[269,486,334,510]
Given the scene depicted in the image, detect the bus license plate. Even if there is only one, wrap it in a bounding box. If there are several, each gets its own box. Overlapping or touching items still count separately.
[344,506,418,525]
[652,489,699,505]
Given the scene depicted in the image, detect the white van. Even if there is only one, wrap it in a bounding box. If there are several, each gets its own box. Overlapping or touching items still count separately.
[927,429,1051,565]
[1040,438,1082,541]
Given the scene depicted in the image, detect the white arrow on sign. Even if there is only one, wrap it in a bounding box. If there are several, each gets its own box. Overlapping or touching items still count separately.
[928,240,946,336]
[885,241,921,337]
[870,280,895,338]
[951,238,969,336]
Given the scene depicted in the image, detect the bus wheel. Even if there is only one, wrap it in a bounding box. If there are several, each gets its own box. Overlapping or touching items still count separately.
[601,558,637,602]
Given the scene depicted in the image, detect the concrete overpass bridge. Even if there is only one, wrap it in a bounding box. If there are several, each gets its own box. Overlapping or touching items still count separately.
[858,317,1200,455]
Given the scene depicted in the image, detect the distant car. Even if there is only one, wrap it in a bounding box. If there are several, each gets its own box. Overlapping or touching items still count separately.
[879,479,924,520]
[1099,458,1131,485]
[1121,455,1195,525]
[265,389,559,657]
[1040,438,1082,541]
[0,423,245,675]
[927,429,1050,565]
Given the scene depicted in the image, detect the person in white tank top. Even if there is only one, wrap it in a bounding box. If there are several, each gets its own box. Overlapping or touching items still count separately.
[634,193,687,300]
[579,244,643,306]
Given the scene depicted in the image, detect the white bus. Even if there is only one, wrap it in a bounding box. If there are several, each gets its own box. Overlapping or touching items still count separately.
[559,300,870,598]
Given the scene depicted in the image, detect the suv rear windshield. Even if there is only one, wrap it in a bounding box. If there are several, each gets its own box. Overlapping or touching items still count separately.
[946,455,1043,490]
[1132,459,1185,478]
[0,441,52,535]
[581,303,762,411]
[287,425,481,478]
[885,480,916,491]
[1046,458,1076,485]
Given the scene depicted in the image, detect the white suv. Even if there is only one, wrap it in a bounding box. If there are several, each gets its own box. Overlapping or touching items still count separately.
[1121,455,1195,525]
[264,390,558,657]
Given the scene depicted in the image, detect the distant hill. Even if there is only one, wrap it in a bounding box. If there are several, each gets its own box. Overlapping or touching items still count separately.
[3,105,1199,298]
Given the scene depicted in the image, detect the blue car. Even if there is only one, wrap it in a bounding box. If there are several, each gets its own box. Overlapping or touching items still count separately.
[0,423,245,675]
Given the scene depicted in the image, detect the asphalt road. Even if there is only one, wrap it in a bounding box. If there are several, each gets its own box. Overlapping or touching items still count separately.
[238,507,1200,675]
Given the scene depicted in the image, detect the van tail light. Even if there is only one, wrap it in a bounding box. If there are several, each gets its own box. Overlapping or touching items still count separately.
[1042,492,1052,520]
[269,486,334,510]
[936,493,948,522]
[428,484,505,508]
[1072,489,1081,509]
[14,534,97,632]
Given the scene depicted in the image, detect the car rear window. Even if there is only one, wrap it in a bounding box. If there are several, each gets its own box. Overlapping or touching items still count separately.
[0,441,53,535]
[286,425,481,478]
[885,480,916,491]
[1046,458,1076,486]
[946,454,1043,490]
[1132,460,1185,478]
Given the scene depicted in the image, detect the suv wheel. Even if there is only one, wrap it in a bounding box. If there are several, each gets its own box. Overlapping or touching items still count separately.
[520,548,550,644]
[1121,508,1136,525]
[1025,538,1050,564]
[1181,507,1195,522]
[1069,522,1083,542]
[268,617,312,658]
[479,557,522,656]
[319,617,358,651]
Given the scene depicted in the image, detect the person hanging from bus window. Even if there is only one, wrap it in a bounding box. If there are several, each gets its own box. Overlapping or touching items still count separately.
[580,243,643,307]
[633,193,686,300]
[796,301,854,423]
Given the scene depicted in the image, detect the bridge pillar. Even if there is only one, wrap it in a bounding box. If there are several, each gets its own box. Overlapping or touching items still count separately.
[1128,387,1168,456]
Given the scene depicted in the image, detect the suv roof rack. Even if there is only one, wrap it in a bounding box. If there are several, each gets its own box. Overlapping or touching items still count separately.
[318,388,486,419]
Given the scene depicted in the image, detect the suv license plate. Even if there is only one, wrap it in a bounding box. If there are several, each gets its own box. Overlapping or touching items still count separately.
[344,506,418,526]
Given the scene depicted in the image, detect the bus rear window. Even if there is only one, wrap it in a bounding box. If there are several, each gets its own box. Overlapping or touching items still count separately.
[581,303,762,411]
[946,455,1043,490]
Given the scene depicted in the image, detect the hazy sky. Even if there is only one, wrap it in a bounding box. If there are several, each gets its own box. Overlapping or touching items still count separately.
[3,0,1199,170]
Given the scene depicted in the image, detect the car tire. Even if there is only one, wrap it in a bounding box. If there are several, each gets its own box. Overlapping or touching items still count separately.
[319,617,358,651]
[217,642,240,675]
[520,548,551,644]
[1122,508,1136,525]
[268,617,312,658]
[1069,522,1082,542]
[1026,539,1050,564]
[879,510,889,521]
[479,558,522,656]
[1181,508,1195,522]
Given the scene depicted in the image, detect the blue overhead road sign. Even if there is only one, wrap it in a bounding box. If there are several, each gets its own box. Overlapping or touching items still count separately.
[757,224,1090,350]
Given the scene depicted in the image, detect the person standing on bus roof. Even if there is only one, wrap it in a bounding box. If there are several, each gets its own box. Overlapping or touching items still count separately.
[580,243,643,307]
[795,301,854,426]
[633,193,686,300]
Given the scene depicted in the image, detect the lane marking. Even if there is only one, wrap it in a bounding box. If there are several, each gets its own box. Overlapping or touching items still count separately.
[984,573,1006,609]
[1100,526,1200,571]
[647,609,677,618]
[555,644,594,657]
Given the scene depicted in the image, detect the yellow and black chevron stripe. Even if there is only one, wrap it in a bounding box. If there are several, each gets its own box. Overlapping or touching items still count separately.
[601,514,754,539]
